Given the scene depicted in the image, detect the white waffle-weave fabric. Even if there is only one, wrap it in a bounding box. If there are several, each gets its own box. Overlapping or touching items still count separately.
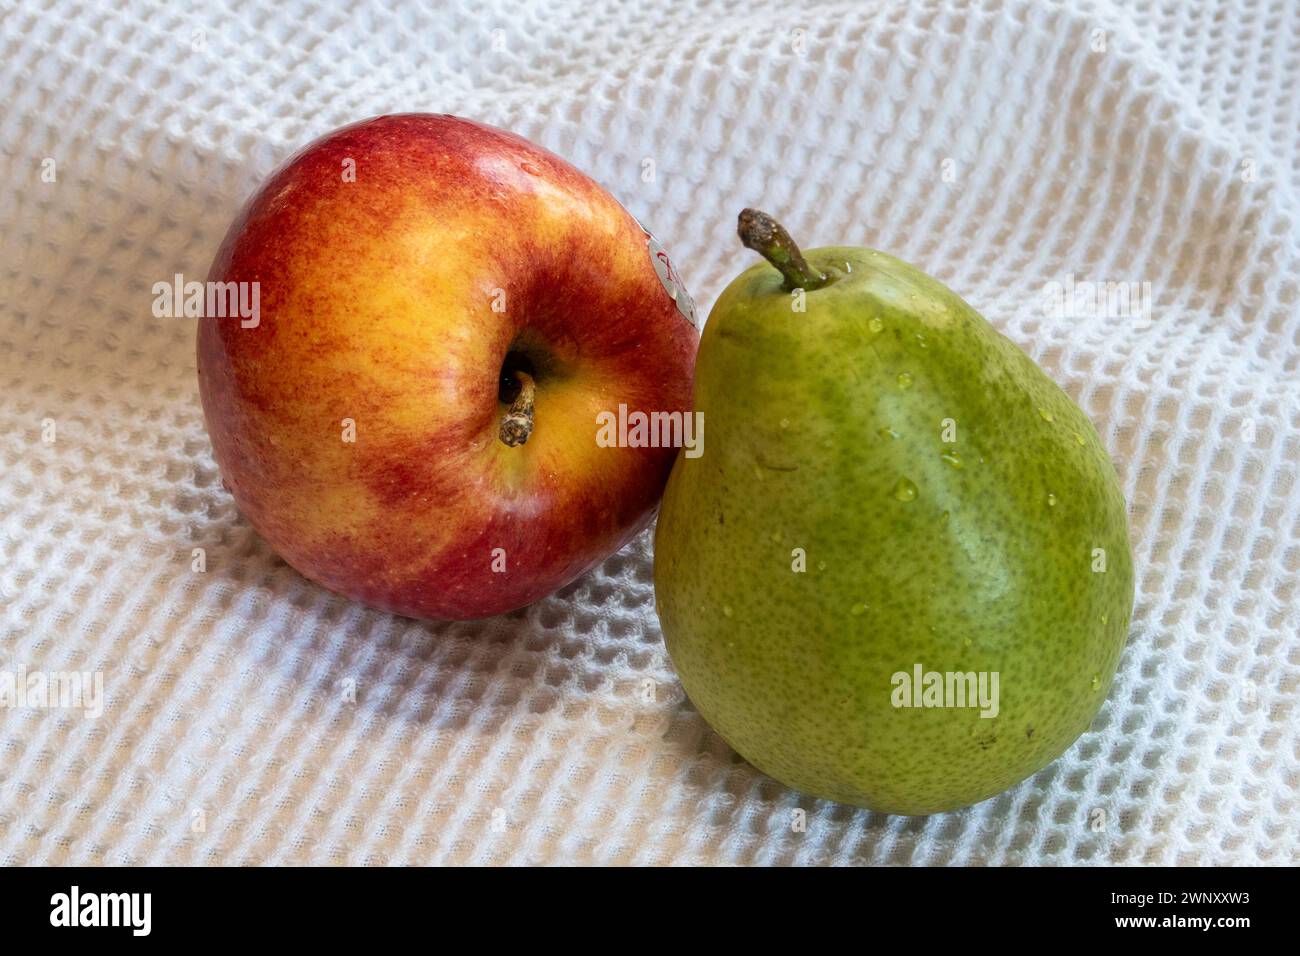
[2,0,1298,866]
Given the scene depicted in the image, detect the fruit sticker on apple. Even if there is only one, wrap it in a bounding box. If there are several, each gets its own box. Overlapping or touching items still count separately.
[646,234,698,328]
[197,114,699,621]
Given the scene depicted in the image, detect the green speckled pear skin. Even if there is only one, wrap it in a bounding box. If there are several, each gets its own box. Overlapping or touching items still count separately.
[654,247,1135,815]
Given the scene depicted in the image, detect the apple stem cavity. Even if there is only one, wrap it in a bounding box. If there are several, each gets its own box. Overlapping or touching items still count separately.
[499,370,536,447]
[737,208,828,292]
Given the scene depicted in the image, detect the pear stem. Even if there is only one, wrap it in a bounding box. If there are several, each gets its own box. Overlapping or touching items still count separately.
[499,370,535,446]
[737,208,828,292]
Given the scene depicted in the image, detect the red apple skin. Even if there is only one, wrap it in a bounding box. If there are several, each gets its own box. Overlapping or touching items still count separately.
[197,114,698,620]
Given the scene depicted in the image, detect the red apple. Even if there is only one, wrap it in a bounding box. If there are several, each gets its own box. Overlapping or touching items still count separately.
[197,114,698,620]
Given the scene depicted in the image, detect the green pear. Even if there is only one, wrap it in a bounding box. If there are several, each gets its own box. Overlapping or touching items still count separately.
[654,210,1135,815]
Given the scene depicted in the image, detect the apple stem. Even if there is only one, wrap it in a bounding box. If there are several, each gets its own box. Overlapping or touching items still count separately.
[499,370,536,446]
[737,208,828,292]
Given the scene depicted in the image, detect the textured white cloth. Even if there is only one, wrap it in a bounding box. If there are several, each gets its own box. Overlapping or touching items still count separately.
[2,0,1298,866]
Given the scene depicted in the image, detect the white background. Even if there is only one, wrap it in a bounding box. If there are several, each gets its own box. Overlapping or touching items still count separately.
[1,0,1297,864]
